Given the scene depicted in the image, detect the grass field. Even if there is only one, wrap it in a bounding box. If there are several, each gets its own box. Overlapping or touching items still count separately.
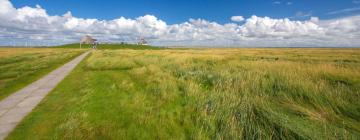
[56,43,164,50]
[7,48,360,139]
[0,48,86,100]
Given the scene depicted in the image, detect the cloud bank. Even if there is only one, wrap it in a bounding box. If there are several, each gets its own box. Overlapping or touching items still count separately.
[0,0,360,47]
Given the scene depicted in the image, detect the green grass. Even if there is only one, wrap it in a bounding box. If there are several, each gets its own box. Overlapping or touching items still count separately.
[56,43,164,50]
[7,48,360,139]
[0,48,86,100]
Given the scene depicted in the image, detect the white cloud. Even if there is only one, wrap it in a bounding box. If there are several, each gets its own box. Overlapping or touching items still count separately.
[231,16,245,22]
[273,1,281,4]
[327,7,360,15]
[273,1,293,6]
[310,17,319,23]
[294,11,312,18]
[0,0,359,47]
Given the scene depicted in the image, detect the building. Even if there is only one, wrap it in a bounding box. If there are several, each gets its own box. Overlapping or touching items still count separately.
[80,35,97,48]
[137,38,148,46]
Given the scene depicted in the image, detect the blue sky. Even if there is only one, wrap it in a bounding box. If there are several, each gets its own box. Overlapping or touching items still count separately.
[10,0,360,24]
[1,0,360,47]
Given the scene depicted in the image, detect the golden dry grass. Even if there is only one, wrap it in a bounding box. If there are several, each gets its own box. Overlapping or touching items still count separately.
[0,48,70,57]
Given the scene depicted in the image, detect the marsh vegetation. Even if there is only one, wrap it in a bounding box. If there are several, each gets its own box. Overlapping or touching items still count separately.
[7,48,360,139]
[0,48,85,100]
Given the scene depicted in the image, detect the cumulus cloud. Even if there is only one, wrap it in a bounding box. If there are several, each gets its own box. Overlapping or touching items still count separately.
[0,0,360,47]
[231,16,245,22]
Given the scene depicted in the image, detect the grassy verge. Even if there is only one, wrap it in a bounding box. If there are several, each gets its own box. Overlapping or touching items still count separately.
[0,48,86,100]
[7,48,360,139]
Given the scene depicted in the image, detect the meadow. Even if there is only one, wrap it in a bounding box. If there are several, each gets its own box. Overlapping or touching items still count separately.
[0,48,85,100]
[57,43,164,50]
[6,48,360,139]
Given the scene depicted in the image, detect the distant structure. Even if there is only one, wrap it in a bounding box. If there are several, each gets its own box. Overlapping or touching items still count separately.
[80,35,97,48]
[137,38,148,46]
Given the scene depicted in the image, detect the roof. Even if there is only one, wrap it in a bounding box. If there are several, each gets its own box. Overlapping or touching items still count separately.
[80,35,97,44]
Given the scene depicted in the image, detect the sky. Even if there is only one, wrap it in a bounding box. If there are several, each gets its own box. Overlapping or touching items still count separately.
[0,0,360,47]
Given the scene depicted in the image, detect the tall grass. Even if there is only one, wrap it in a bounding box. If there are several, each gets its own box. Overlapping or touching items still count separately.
[0,48,85,100]
[8,48,360,139]
[56,43,164,50]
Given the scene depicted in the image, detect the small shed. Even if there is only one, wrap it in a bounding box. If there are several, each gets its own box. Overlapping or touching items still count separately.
[80,35,97,48]
[137,38,148,46]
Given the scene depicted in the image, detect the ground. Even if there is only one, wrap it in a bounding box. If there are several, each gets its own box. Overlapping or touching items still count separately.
[56,43,164,50]
[0,48,86,100]
[5,48,360,139]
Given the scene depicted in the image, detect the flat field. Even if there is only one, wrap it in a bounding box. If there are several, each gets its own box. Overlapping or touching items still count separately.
[0,48,85,100]
[57,43,164,50]
[7,48,360,139]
